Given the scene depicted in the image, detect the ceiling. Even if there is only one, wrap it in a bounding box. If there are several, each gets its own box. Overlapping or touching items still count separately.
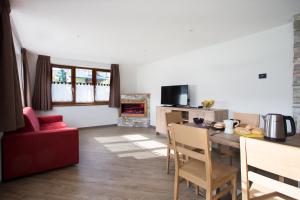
[10,0,300,66]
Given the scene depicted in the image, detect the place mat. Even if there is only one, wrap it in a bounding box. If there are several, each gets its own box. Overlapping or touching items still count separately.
[234,132,264,138]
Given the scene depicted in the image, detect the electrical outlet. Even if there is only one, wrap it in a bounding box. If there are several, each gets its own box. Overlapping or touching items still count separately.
[259,73,267,79]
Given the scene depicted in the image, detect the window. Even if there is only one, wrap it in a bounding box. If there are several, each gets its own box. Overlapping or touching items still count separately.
[96,70,111,101]
[52,67,72,102]
[75,68,94,103]
[51,64,111,106]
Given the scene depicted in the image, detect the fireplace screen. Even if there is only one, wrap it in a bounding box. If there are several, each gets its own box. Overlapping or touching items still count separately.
[120,101,146,117]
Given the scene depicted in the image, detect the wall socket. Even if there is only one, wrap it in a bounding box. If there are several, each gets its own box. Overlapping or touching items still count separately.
[259,73,267,79]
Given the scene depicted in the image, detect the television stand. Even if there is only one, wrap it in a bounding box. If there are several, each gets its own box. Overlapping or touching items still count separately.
[156,106,228,135]
[162,105,194,108]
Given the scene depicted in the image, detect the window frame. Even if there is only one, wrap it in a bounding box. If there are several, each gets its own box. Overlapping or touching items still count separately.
[51,64,111,106]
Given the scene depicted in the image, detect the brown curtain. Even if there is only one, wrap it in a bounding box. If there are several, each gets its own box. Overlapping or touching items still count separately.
[21,48,32,107]
[0,0,25,132]
[109,64,120,107]
[32,55,52,111]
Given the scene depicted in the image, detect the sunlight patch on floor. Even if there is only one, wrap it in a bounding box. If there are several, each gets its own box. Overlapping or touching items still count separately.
[104,140,166,153]
[122,134,149,141]
[94,134,149,144]
[133,140,166,150]
[94,133,168,159]
[118,148,167,159]
[104,143,141,152]
[94,136,127,144]
[152,148,168,157]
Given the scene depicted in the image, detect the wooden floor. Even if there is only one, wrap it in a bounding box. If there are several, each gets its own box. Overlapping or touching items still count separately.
[0,126,237,200]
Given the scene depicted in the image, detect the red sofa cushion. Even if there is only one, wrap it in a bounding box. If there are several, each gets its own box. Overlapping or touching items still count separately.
[38,115,63,124]
[23,107,40,132]
[3,107,79,181]
[2,128,79,181]
[40,122,68,131]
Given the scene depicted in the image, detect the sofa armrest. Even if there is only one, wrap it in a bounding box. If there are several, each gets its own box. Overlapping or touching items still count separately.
[38,115,63,124]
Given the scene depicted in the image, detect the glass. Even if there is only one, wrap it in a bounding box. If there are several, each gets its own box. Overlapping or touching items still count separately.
[52,67,72,102]
[75,68,94,103]
[95,71,110,101]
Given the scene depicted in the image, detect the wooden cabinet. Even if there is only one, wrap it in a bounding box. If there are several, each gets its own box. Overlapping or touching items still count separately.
[156,107,168,135]
[156,106,228,134]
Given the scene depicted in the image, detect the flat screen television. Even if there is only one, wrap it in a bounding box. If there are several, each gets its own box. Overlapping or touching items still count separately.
[161,85,188,106]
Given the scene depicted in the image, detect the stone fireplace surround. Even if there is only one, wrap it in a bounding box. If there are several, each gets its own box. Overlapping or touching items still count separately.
[117,94,150,127]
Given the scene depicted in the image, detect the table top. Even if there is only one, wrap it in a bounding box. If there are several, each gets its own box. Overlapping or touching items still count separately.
[186,123,300,149]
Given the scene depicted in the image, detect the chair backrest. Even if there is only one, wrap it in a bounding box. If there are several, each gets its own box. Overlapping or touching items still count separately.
[170,124,212,186]
[233,112,260,127]
[240,137,300,199]
[165,112,183,144]
[165,112,183,126]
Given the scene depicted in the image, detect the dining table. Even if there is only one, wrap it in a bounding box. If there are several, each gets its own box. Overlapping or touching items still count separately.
[187,122,300,188]
[186,122,300,149]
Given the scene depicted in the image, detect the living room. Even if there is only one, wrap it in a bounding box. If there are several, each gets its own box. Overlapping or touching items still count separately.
[1,0,300,199]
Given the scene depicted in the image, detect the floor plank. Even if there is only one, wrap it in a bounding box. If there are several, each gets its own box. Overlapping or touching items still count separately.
[0,126,206,200]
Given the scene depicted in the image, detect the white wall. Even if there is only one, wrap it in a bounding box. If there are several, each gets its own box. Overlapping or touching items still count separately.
[119,65,138,94]
[36,106,118,128]
[136,24,294,126]
[27,55,136,128]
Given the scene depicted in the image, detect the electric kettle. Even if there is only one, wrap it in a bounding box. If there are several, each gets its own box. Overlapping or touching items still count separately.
[262,114,296,141]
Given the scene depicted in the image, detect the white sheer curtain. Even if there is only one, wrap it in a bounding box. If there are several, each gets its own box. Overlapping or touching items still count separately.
[52,83,72,102]
[76,84,94,103]
[95,84,110,101]
[96,71,110,101]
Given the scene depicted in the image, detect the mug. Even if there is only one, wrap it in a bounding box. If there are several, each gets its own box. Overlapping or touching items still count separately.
[230,119,240,128]
[224,120,234,134]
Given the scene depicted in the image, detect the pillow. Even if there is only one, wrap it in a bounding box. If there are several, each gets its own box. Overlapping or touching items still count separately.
[23,107,40,132]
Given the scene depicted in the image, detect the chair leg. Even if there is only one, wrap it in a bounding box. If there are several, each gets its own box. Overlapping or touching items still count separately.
[166,148,171,174]
[174,175,179,200]
[230,156,233,166]
[196,185,199,195]
[231,175,237,200]
[206,190,212,200]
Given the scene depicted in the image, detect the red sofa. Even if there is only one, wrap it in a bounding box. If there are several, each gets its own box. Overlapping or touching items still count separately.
[2,107,79,181]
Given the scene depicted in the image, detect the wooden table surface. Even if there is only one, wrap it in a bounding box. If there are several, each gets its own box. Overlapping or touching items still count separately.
[187,123,300,149]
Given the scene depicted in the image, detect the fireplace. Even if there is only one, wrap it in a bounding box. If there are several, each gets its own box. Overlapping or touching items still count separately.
[120,100,147,117]
[118,94,150,127]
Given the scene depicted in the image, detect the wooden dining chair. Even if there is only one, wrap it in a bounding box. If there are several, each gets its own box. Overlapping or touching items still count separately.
[219,112,260,165]
[233,112,260,127]
[240,137,300,200]
[165,112,184,174]
[171,123,238,200]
